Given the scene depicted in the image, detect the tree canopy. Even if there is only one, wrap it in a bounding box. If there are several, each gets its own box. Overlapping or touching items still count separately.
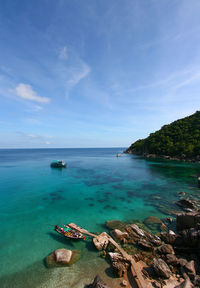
[126,111,200,158]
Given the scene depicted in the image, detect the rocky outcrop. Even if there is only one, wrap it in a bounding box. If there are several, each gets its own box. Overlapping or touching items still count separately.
[156,244,175,255]
[110,229,128,241]
[176,211,200,231]
[108,252,129,277]
[87,275,111,288]
[176,199,197,212]
[152,258,171,279]
[45,248,80,267]
[93,232,109,251]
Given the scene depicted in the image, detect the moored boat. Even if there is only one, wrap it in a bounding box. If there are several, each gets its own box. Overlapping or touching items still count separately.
[50,160,66,168]
[116,153,122,157]
[55,225,85,240]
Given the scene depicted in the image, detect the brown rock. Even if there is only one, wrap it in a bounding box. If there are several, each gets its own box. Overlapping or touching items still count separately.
[152,258,171,279]
[45,249,80,267]
[112,261,128,277]
[144,216,163,225]
[106,220,126,231]
[176,212,200,231]
[110,229,128,241]
[93,232,109,251]
[88,275,111,288]
[55,248,72,264]
[138,239,153,251]
[129,224,146,237]
[176,199,197,211]
[160,231,177,245]
[179,258,188,267]
[157,244,175,255]
[184,260,196,280]
[175,278,194,288]
[165,254,179,266]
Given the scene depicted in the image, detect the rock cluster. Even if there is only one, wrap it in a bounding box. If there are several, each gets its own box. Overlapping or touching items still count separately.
[94,205,200,287]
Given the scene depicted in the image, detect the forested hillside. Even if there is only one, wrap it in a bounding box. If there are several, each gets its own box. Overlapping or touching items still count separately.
[126,111,200,158]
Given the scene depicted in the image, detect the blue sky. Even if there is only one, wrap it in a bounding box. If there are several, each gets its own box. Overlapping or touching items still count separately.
[0,0,200,148]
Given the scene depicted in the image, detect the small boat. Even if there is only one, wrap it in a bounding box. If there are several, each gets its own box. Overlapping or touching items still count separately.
[55,225,85,240]
[116,153,122,157]
[51,160,66,168]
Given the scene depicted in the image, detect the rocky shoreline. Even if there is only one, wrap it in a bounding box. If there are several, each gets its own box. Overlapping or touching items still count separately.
[124,150,200,164]
[45,196,200,287]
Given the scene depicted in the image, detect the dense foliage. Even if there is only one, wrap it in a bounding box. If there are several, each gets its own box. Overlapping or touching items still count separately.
[126,111,200,157]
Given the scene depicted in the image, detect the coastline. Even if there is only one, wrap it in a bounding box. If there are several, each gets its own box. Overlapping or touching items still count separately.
[124,150,200,164]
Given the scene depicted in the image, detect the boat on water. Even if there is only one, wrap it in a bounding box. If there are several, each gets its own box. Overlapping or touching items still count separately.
[116,153,122,157]
[55,225,85,240]
[50,160,66,168]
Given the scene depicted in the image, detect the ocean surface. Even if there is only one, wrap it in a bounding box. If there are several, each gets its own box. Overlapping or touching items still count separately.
[0,148,200,288]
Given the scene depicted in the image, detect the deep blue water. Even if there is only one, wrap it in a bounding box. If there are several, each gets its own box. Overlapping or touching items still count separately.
[0,148,200,287]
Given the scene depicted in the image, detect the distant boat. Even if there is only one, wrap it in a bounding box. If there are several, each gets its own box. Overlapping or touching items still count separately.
[50,160,66,168]
[116,153,122,157]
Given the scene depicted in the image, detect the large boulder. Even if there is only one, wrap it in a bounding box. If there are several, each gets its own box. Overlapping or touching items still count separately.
[176,212,200,231]
[152,258,171,279]
[46,249,80,267]
[160,231,177,245]
[88,275,111,288]
[176,199,197,212]
[93,232,109,251]
[156,244,175,255]
[55,248,72,264]
[110,229,128,241]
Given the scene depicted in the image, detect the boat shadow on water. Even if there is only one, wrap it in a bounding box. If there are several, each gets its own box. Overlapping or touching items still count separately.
[47,232,74,247]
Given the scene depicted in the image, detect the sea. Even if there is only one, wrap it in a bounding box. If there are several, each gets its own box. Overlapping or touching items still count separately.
[0,148,200,288]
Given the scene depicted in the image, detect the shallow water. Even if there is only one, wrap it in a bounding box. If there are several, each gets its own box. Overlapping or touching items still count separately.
[0,148,200,287]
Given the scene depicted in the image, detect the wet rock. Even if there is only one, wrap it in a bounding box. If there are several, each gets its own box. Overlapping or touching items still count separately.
[184,260,196,279]
[176,212,200,231]
[121,279,128,287]
[157,244,175,255]
[106,220,126,231]
[175,278,194,288]
[165,254,179,266]
[108,252,129,277]
[138,239,153,251]
[193,275,200,286]
[152,258,171,279]
[179,258,188,267]
[88,275,111,288]
[129,224,146,237]
[108,252,125,263]
[93,232,109,251]
[45,249,80,267]
[178,191,186,196]
[112,261,128,277]
[55,248,72,264]
[160,231,177,245]
[166,217,173,223]
[110,229,128,241]
[144,216,163,225]
[198,177,200,188]
[176,199,197,212]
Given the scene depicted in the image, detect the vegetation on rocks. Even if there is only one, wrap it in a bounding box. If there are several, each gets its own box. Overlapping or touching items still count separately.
[125,111,200,159]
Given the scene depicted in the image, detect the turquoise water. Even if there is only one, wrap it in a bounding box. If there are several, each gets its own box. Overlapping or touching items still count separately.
[0,148,200,287]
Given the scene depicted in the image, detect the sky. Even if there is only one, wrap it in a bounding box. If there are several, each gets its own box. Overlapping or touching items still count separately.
[0,0,200,148]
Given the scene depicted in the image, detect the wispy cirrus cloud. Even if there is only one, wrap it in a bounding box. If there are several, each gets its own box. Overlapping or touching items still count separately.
[13,83,50,103]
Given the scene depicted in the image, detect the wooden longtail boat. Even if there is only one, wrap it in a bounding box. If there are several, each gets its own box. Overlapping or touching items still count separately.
[55,225,85,240]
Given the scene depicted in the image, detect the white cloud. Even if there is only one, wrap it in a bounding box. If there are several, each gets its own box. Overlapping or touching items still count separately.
[13,83,50,103]
[68,63,90,87]
[26,134,42,138]
[45,141,50,145]
[59,46,68,60]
